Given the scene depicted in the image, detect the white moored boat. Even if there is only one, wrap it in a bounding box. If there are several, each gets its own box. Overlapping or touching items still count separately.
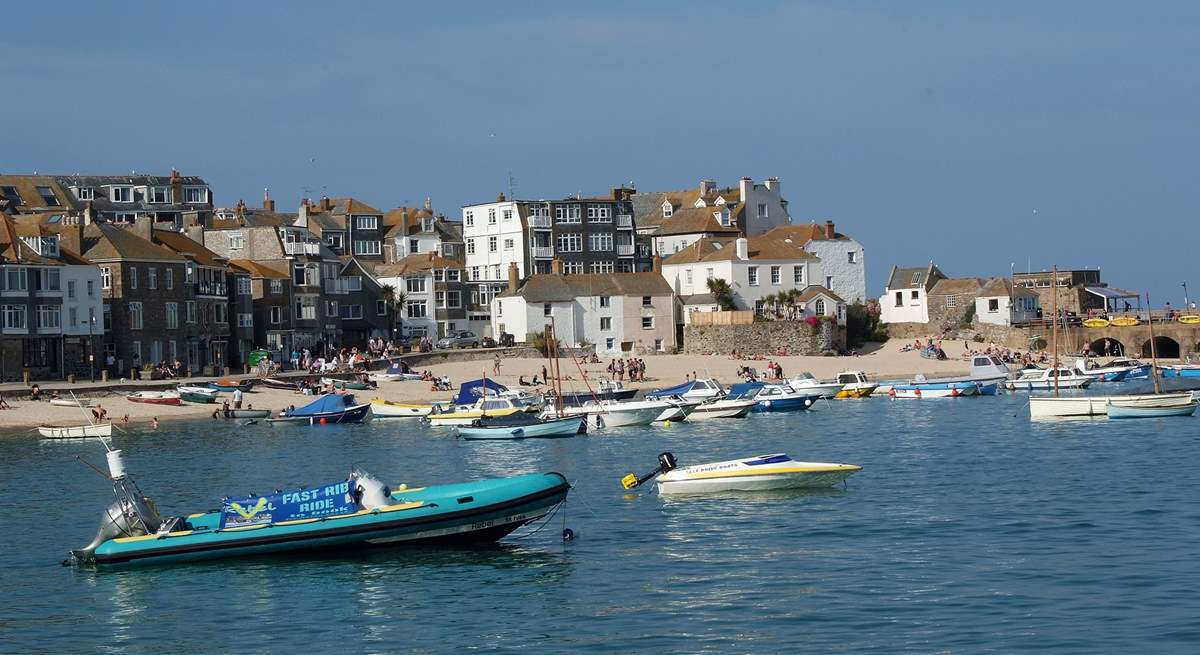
[622,452,862,495]
[654,398,702,422]
[551,399,674,428]
[1007,366,1092,391]
[787,372,848,399]
[1030,392,1193,418]
[38,423,113,439]
[50,398,93,408]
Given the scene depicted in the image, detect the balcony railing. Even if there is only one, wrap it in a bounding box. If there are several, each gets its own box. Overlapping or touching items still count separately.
[194,282,227,296]
[529,215,551,229]
[324,278,349,295]
[283,241,321,255]
[616,214,634,228]
[617,244,635,256]
[532,246,554,259]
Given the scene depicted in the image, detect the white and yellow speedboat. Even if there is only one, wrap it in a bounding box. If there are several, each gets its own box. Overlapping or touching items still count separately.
[834,370,878,398]
[370,399,437,418]
[623,452,862,495]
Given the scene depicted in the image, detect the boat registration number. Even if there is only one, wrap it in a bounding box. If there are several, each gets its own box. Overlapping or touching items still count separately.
[471,512,529,532]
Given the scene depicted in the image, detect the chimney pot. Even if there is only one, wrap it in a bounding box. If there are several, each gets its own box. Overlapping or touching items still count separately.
[824,220,835,239]
[497,192,505,202]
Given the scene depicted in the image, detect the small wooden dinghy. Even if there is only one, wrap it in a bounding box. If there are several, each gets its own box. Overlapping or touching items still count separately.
[38,423,113,439]
[127,391,182,405]
[1107,398,1199,419]
[50,398,94,408]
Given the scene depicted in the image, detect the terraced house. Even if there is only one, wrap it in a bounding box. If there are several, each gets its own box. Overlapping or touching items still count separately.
[374,252,469,340]
[0,216,103,381]
[0,170,211,227]
[461,188,641,336]
[632,177,791,257]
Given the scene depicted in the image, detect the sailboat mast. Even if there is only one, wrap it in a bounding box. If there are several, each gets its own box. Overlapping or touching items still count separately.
[1147,292,1162,395]
[1052,265,1059,398]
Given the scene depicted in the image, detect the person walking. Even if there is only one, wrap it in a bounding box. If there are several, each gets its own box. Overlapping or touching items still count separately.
[233,387,244,409]
[493,354,502,377]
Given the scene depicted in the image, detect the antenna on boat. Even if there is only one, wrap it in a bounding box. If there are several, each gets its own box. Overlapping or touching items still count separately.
[1051,265,1059,398]
[1147,292,1162,395]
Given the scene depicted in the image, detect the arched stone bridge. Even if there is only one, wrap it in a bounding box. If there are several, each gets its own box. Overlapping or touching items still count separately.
[1014,321,1200,359]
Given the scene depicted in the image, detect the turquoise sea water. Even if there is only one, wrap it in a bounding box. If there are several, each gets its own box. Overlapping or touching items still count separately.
[3,394,1200,653]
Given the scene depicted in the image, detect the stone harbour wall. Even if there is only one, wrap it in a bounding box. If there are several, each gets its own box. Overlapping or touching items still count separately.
[683,320,842,356]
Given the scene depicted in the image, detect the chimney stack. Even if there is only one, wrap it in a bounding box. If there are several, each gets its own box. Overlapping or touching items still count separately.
[765,177,779,193]
[170,169,183,204]
[319,196,332,212]
[551,258,564,275]
[497,192,506,202]
[424,197,432,211]
[235,199,247,217]
[60,221,83,256]
[824,220,835,239]
[507,262,519,293]
[297,201,310,228]
[699,179,716,196]
[82,200,94,226]
[653,254,663,274]
[735,237,749,261]
[263,188,275,212]
[131,215,154,242]
[739,177,752,203]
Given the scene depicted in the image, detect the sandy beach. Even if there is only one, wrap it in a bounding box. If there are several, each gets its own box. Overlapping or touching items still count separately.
[2,340,990,433]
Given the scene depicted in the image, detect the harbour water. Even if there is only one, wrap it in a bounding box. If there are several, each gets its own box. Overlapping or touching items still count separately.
[4,394,1200,653]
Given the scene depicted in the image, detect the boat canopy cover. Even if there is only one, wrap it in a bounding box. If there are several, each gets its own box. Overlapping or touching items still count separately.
[288,393,356,416]
[743,454,792,465]
[727,382,764,399]
[455,378,508,406]
[645,380,696,399]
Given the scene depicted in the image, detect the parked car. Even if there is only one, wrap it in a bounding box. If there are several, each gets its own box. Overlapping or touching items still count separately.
[481,336,497,348]
[436,331,480,349]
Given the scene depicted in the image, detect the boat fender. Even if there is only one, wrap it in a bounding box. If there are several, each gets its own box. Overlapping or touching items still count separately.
[888,388,896,398]
[595,415,604,429]
[562,528,575,541]
[914,388,921,398]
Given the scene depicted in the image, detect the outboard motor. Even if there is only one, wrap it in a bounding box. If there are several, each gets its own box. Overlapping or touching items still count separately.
[71,449,162,564]
[658,452,678,473]
[622,451,679,490]
[348,468,392,510]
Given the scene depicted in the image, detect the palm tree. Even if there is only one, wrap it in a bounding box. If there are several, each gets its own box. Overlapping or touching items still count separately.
[380,284,408,346]
[761,293,777,318]
[706,277,736,311]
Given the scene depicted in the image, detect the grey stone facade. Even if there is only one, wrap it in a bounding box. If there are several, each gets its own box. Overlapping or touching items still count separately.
[683,320,841,356]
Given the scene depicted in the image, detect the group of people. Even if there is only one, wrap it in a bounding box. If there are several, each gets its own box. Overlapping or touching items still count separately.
[606,358,647,382]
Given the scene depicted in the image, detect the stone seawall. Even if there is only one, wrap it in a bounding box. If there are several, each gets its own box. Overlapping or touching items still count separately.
[683,321,841,356]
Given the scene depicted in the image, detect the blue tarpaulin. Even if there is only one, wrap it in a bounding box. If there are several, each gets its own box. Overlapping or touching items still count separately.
[454,378,507,405]
[645,380,697,399]
[287,394,355,416]
[726,382,764,399]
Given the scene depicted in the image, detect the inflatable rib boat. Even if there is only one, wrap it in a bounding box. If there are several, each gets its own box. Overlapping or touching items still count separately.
[71,448,569,566]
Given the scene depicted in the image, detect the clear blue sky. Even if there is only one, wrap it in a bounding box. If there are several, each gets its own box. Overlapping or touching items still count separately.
[3,2,1197,303]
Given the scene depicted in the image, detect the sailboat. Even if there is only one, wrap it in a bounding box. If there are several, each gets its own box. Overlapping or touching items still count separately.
[1031,281,1191,418]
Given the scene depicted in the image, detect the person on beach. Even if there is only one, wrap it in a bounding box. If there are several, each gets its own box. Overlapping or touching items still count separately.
[151,417,159,429]
[233,387,243,409]
[121,415,130,426]
[92,404,107,421]
[0,396,10,409]
[541,365,548,383]
[493,355,502,376]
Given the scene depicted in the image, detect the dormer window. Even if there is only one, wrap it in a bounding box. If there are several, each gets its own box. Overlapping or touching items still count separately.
[111,186,133,203]
[20,236,59,257]
[74,187,94,201]
[353,215,379,230]
[661,201,673,218]
[148,186,170,204]
[715,209,731,227]
[422,217,434,232]
[693,198,707,208]
[36,186,61,207]
[714,196,726,206]
[183,187,208,204]
[1,186,23,205]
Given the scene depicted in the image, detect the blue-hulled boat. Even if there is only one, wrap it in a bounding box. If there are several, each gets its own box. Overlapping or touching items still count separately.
[1162,365,1200,378]
[456,414,585,440]
[267,394,372,424]
[751,383,821,412]
[890,380,981,398]
[70,448,570,566]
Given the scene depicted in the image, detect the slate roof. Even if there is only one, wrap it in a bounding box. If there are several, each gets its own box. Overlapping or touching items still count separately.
[796,285,845,304]
[661,230,819,266]
[228,259,288,279]
[0,175,73,213]
[979,277,1038,298]
[929,278,985,296]
[885,264,944,291]
[1,172,211,215]
[680,293,718,306]
[78,224,185,262]
[152,230,227,268]
[373,252,464,277]
[653,206,742,237]
[500,272,672,302]
[328,197,383,216]
[0,213,61,264]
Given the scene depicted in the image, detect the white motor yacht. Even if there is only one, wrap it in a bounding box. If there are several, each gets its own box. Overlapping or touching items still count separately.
[548,398,675,428]
[1006,366,1092,391]
[622,452,862,495]
[787,372,849,398]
